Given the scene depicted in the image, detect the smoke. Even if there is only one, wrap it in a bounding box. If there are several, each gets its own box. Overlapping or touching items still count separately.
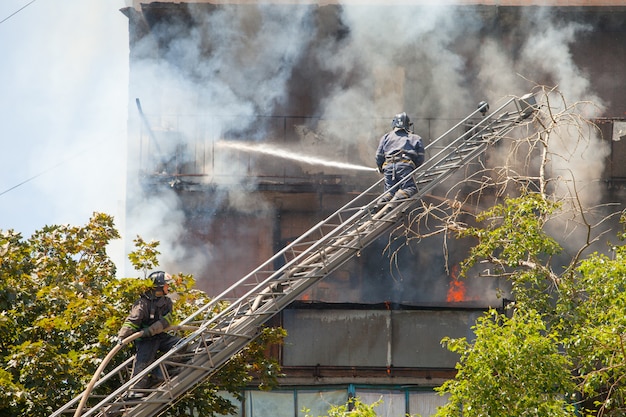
[122,2,613,301]
[520,13,609,207]
[0,0,609,296]
[315,4,611,304]
[467,9,611,260]
[316,4,479,146]
[124,3,319,276]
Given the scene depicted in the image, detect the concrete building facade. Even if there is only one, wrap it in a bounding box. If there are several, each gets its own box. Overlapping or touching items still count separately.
[120,1,626,415]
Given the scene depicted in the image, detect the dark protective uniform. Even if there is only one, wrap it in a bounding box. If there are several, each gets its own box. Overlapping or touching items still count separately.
[117,290,179,387]
[375,128,425,204]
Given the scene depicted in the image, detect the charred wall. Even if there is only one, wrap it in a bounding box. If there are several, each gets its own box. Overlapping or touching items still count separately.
[126,2,626,305]
[124,3,626,383]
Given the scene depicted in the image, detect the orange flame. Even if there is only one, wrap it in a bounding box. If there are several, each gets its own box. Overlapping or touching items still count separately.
[447,278,466,302]
[447,265,466,303]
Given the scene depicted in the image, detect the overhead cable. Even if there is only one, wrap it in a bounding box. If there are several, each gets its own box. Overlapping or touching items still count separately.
[0,143,102,198]
[0,0,38,26]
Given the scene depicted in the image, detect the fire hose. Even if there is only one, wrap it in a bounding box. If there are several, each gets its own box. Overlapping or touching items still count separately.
[73,325,199,417]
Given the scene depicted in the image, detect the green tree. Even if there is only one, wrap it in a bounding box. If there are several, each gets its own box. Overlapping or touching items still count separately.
[436,194,626,417]
[432,89,626,417]
[0,213,284,417]
[438,308,576,417]
[557,212,626,416]
[0,213,120,416]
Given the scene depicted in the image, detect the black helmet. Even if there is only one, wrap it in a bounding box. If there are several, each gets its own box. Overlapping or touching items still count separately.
[391,112,411,131]
[477,101,489,116]
[149,271,173,287]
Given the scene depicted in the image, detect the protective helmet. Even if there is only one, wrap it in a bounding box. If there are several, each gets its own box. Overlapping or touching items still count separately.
[149,271,173,287]
[391,112,411,131]
[477,101,489,116]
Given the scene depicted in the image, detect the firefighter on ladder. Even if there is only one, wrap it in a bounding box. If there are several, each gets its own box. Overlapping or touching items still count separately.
[375,112,425,206]
[117,271,180,397]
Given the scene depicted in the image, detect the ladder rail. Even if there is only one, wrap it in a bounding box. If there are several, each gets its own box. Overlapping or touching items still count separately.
[49,357,135,417]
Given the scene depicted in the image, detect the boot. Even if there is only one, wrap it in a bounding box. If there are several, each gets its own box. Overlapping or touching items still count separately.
[390,189,412,203]
[375,192,393,209]
[126,374,164,398]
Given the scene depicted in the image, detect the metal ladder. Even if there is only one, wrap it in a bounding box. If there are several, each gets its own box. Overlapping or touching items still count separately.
[50,93,537,417]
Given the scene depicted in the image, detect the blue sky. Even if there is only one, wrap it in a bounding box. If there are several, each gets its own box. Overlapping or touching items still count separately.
[0,1,129,264]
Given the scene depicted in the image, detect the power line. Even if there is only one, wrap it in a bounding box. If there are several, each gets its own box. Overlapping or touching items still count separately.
[0,161,64,198]
[0,144,103,198]
[0,0,38,25]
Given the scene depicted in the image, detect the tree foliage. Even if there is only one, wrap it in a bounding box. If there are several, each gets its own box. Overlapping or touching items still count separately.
[431,88,626,417]
[304,396,385,417]
[459,193,562,308]
[439,308,576,417]
[558,216,626,416]
[0,213,284,417]
[436,194,626,417]
[0,213,120,416]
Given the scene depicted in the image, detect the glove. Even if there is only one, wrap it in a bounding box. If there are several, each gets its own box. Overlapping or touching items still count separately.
[117,325,136,341]
[117,336,125,345]
[142,320,165,338]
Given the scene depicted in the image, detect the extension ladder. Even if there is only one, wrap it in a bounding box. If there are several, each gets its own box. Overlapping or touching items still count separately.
[50,92,537,417]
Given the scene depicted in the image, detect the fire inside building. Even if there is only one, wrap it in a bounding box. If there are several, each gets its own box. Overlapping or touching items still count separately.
[53,1,626,416]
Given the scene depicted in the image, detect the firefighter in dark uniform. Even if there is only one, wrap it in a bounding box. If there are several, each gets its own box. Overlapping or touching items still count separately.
[117,271,179,394]
[375,112,425,206]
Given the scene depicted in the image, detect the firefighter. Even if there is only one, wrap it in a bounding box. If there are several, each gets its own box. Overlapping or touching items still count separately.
[117,271,179,395]
[375,112,425,206]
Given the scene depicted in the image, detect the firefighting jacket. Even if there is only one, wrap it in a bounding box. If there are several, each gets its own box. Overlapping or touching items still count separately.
[375,129,425,171]
[117,290,174,339]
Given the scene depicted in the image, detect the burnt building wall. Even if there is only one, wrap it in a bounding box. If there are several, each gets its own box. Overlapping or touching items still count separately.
[122,3,626,411]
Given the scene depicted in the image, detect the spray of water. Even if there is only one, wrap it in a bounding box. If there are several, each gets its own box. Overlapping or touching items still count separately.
[216,140,377,172]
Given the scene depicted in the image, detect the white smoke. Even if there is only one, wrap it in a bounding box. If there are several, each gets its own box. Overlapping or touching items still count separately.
[318,4,477,143]
[0,1,611,288]
[329,4,610,206]
[122,3,613,287]
[124,3,318,276]
[518,13,609,210]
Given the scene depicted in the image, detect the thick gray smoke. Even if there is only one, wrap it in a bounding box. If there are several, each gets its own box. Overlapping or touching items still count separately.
[124,3,318,275]
[124,3,612,303]
[318,5,477,133]
[521,16,609,204]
